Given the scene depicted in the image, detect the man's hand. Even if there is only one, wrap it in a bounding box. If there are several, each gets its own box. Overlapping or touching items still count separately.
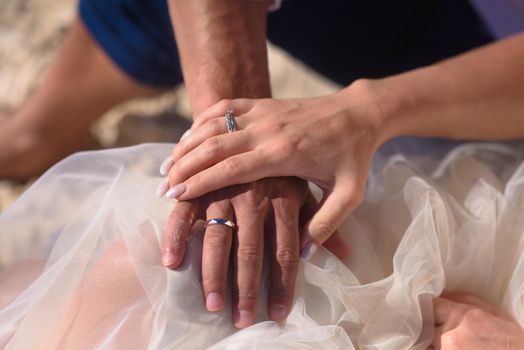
[161,177,350,329]
[163,0,351,329]
[431,293,524,349]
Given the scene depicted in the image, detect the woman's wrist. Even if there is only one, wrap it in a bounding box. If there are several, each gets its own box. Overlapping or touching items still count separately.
[344,71,447,145]
[337,78,411,149]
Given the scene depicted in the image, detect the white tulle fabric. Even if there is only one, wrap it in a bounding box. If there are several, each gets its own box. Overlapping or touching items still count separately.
[2,142,524,349]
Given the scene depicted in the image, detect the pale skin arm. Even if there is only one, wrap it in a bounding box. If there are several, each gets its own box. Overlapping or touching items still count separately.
[165,32,524,247]
[378,32,524,141]
[162,0,350,329]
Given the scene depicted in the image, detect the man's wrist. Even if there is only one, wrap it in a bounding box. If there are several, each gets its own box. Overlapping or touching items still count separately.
[168,0,271,117]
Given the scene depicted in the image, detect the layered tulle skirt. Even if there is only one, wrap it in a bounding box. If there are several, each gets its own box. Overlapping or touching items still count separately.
[1,141,524,349]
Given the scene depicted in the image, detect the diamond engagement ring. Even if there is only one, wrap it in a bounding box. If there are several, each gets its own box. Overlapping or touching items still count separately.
[225,110,237,133]
[206,218,237,230]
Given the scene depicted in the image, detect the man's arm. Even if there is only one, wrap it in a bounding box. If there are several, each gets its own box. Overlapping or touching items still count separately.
[167,0,271,115]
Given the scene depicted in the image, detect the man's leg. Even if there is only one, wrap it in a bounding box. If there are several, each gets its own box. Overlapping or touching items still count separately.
[0,19,168,179]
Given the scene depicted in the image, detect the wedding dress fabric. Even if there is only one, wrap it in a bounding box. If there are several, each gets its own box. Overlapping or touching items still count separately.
[1,141,524,349]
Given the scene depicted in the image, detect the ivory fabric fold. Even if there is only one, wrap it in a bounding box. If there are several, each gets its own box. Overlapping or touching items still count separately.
[1,142,524,349]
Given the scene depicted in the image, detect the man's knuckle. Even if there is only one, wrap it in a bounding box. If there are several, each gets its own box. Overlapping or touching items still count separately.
[276,247,299,269]
[236,289,258,307]
[237,245,262,264]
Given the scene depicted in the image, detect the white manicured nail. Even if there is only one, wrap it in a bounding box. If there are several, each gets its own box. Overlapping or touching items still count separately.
[166,183,187,199]
[156,178,170,197]
[180,129,191,141]
[159,156,174,176]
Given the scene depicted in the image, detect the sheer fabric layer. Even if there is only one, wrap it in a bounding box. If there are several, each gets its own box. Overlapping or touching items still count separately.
[1,143,524,349]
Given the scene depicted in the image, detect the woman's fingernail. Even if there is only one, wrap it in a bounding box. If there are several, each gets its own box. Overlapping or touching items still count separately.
[234,310,253,328]
[166,183,187,199]
[270,304,287,321]
[163,251,176,267]
[180,129,191,141]
[206,292,224,311]
[159,155,174,176]
[300,242,317,260]
[156,178,170,197]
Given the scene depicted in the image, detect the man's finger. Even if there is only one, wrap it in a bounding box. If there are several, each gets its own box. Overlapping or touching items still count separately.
[267,197,300,322]
[202,200,235,312]
[231,195,267,329]
[162,201,199,269]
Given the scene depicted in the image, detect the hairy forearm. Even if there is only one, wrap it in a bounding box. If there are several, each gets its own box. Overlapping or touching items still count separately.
[168,0,271,117]
[371,32,524,142]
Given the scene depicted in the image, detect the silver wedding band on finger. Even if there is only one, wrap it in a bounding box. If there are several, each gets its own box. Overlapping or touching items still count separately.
[225,110,237,133]
[206,218,237,230]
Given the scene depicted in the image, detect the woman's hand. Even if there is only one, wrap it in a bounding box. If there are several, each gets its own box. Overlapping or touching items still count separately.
[165,80,389,246]
[431,293,524,349]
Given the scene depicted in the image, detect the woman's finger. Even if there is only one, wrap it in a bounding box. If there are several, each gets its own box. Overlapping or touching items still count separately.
[301,182,362,250]
[171,151,276,201]
[162,200,199,269]
[266,195,300,322]
[168,131,253,187]
[202,200,234,312]
[300,193,350,259]
[192,98,256,130]
[172,114,249,163]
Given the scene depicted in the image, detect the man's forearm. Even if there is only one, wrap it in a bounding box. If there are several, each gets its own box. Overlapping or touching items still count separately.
[370,33,524,143]
[168,0,271,117]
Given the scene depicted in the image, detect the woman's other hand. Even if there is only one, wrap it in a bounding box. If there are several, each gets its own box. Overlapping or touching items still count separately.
[164,80,389,247]
[431,293,524,349]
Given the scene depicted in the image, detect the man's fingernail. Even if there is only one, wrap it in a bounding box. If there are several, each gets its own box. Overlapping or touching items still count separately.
[300,242,317,260]
[156,178,170,197]
[180,129,191,141]
[159,156,174,176]
[206,292,224,311]
[270,304,287,321]
[166,183,187,199]
[163,251,175,267]
[234,310,253,328]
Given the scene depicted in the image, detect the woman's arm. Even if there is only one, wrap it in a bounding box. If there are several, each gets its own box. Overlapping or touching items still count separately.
[164,32,524,246]
[379,32,524,142]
